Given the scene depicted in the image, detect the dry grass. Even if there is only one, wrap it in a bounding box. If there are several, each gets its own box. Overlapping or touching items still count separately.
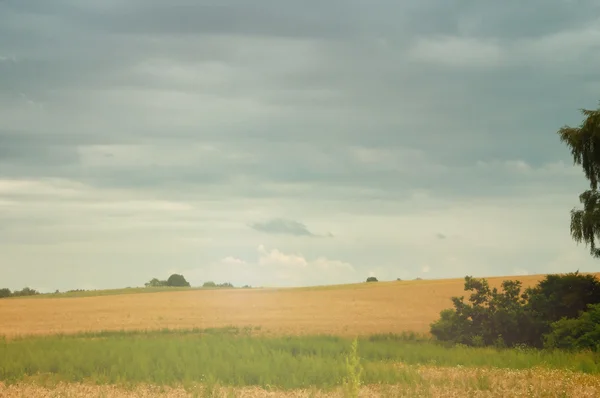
[1,274,596,338]
[2,366,599,397]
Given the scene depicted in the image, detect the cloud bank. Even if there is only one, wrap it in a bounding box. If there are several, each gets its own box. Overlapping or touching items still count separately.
[0,1,599,291]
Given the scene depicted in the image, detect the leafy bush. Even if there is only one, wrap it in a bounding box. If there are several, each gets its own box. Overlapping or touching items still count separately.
[430,276,531,347]
[366,277,378,283]
[203,281,234,288]
[144,278,168,287]
[1,287,40,298]
[145,274,190,288]
[166,274,190,287]
[525,272,600,346]
[430,273,600,349]
[544,303,600,351]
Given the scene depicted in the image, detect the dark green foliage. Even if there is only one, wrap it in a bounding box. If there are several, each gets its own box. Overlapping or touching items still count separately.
[558,102,600,257]
[202,281,234,288]
[430,273,600,349]
[145,275,190,288]
[145,278,168,287]
[166,274,190,287]
[525,272,600,346]
[366,277,378,282]
[12,287,40,297]
[545,303,600,351]
[0,287,40,299]
[430,276,530,347]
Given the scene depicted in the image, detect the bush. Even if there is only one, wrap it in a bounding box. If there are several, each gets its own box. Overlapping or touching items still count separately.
[430,276,531,347]
[166,274,190,287]
[202,282,234,288]
[145,278,168,287]
[1,287,40,298]
[525,272,600,346]
[544,303,600,351]
[430,273,600,349]
[366,277,378,283]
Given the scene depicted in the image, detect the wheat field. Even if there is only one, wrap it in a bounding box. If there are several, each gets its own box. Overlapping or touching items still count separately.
[3,274,600,397]
[0,274,583,338]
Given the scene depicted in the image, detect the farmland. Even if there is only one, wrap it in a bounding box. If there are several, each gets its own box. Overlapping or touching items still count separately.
[0,274,555,338]
[2,274,600,397]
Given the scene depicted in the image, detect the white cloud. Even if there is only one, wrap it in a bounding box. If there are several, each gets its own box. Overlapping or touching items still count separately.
[220,256,247,266]
[192,245,356,287]
[408,36,504,68]
[422,265,431,274]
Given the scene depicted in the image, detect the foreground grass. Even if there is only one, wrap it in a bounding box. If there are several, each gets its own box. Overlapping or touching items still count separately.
[2,367,600,397]
[1,329,599,391]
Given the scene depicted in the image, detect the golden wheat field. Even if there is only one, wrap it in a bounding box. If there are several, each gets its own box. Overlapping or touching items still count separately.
[0,274,588,338]
[3,274,600,397]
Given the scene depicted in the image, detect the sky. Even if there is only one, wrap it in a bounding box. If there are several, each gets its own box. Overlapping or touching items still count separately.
[1,0,600,292]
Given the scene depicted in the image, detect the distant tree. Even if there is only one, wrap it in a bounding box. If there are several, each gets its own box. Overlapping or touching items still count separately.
[0,288,11,298]
[366,277,378,283]
[11,287,39,297]
[218,282,234,288]
[557,102,600,257]
[145,278,168,288]
[166,274,191,287]
[203,281,217,288]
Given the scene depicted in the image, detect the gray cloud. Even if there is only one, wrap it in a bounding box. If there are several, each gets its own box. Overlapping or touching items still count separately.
[250,218,317,237]
[436,233,447,240]
[0,0,599,290]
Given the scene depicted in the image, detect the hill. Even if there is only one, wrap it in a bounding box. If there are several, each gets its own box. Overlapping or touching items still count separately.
[1,273,598,338]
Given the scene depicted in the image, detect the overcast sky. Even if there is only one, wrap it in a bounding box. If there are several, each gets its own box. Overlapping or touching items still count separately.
[1,1,600,291]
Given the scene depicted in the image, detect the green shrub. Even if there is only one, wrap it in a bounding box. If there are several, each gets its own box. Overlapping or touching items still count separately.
[166,274,190,287]
[545,303,600,351]
[430,273,600,349]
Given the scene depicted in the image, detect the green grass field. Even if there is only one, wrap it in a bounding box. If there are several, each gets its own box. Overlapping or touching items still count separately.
[1,328,599,391]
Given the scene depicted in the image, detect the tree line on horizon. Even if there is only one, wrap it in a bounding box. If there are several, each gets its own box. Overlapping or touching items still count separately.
[0,287,40,299]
